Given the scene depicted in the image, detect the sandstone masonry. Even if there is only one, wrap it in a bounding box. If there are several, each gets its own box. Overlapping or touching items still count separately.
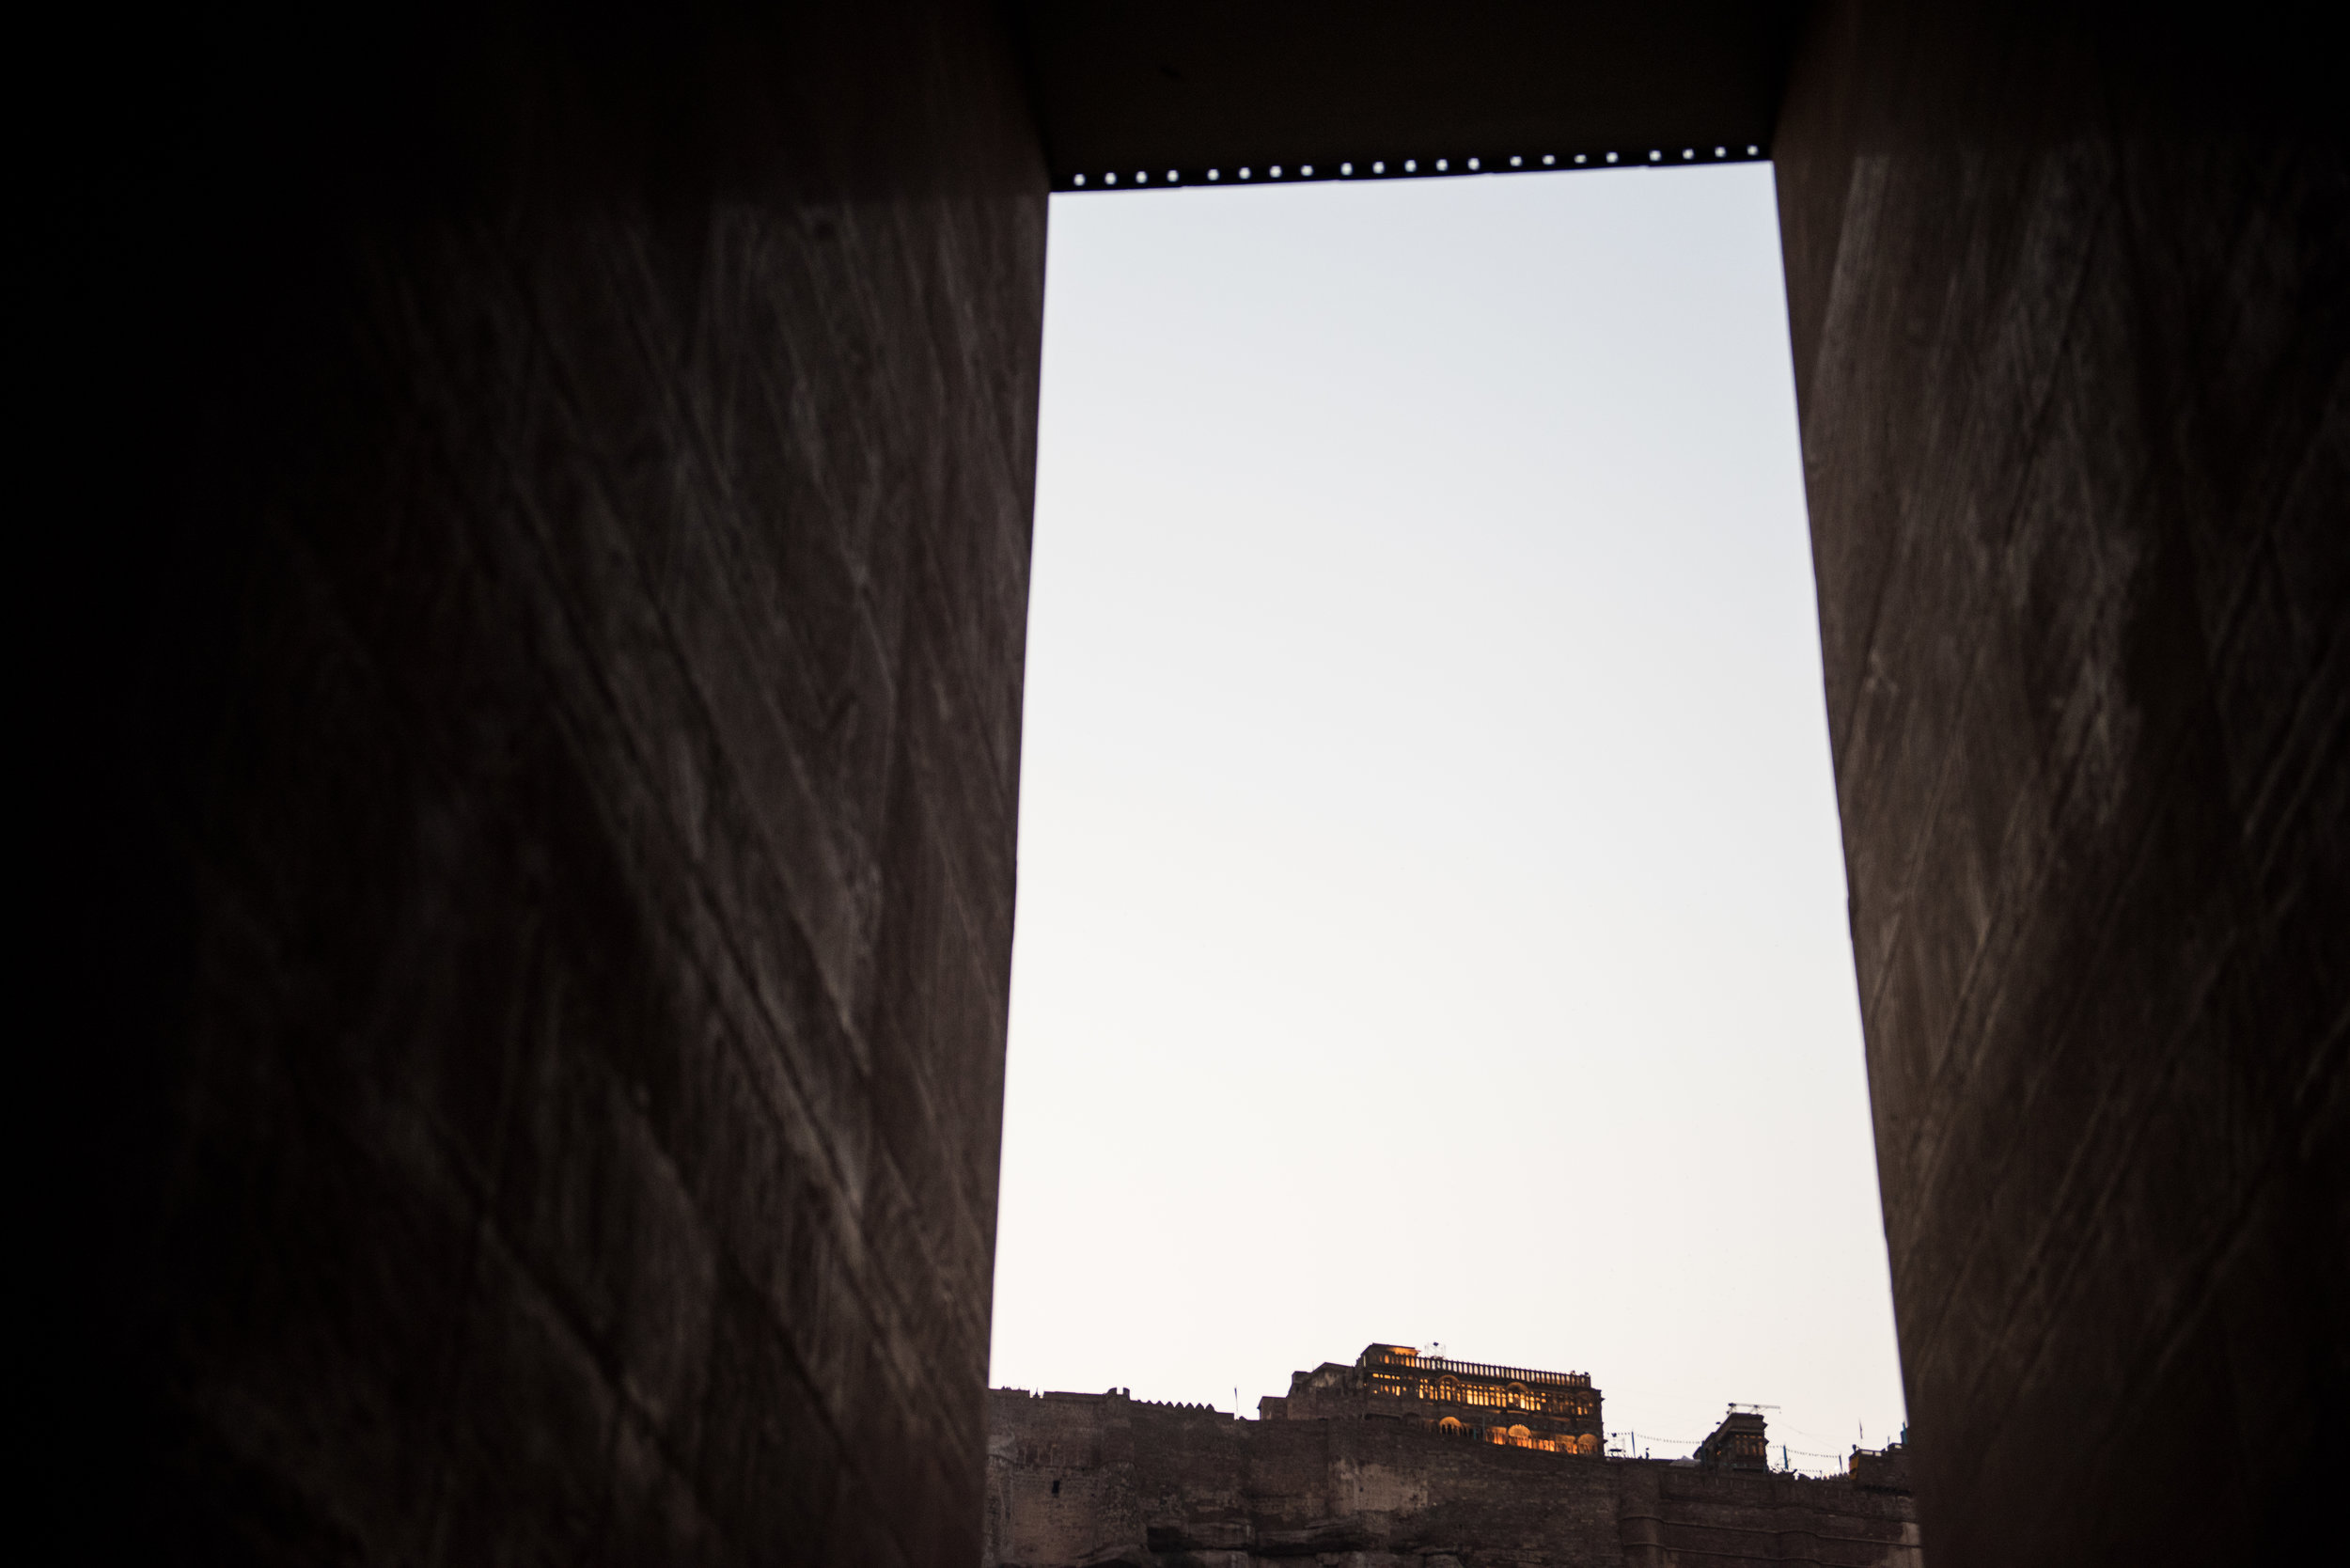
[986,1346,1920,1567]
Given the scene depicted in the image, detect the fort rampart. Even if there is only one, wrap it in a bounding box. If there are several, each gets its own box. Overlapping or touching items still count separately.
[986,1359,1919,1567]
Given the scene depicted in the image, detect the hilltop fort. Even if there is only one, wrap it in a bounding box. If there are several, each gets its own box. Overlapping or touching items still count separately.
[986,1343,1917,1567]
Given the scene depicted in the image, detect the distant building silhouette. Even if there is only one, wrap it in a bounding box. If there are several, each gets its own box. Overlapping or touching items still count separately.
[986,1344,1919,1566]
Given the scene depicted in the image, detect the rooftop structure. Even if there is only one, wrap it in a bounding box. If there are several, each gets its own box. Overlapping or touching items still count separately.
[1694,1406,1771,1470]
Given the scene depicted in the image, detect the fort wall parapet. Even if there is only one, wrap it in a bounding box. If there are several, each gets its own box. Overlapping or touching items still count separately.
[985,1345,1919,1567]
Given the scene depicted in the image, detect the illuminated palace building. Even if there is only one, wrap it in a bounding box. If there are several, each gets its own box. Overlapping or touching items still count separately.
[1306,1342,1605,1453]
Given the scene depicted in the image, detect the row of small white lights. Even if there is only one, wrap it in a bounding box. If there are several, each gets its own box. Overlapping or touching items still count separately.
[1071,144,1762,187]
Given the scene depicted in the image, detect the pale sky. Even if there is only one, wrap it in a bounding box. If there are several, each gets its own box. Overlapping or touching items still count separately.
[987,163,1908,1473]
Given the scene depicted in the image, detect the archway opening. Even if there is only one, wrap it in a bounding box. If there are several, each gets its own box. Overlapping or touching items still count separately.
[992,165,1904,1474]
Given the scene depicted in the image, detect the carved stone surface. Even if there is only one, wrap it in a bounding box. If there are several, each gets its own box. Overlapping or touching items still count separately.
[62,5,1044,1562]
[1774,5,2348,1564]
[51,5,2342,1563]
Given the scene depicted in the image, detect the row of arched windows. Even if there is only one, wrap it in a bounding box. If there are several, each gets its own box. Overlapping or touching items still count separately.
[1431,1418,1601,1454]
[1417,1376,1595,1419]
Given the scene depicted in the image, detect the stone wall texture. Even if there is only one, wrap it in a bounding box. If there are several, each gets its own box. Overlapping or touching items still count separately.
[47,3,2344,1562]
[1773,5,2348,1565]
[983,1390,1920,1567]
[59,4,1046,1562]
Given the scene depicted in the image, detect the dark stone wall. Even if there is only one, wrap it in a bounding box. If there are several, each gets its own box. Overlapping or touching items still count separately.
[48,3,2346,1560]
[982,1390,1919,1567]
[57,4,1045,1562]
[1774,5,2347,1564]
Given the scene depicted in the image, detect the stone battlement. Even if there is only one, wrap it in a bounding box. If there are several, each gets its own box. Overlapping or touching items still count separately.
[985,1345,1919,1567]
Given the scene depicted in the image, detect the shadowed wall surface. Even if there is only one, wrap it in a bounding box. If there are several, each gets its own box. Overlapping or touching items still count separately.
[1010,0,1800,188]
[62,4,1043,1561]
[46,2,2346,1561]
[1774,4,2347,1563]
